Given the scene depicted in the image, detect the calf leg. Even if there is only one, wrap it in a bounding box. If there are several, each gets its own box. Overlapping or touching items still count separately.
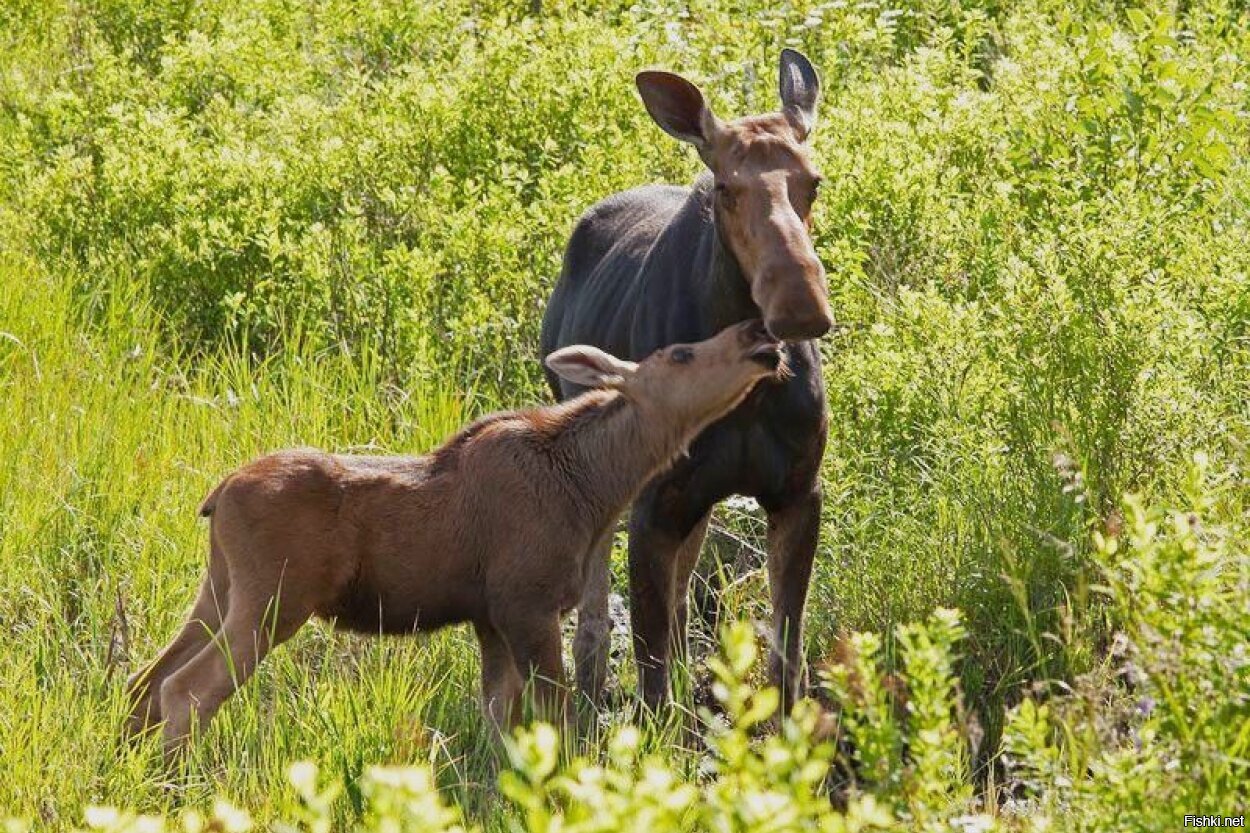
[499,611,568,727]
[475,621,523,737]
[159,590,310,756]
[765,487,822,712]
[573,532,612,705]
[125,545,230,737]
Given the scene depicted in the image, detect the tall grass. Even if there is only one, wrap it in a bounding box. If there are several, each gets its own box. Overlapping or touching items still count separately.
[0,252,502,824]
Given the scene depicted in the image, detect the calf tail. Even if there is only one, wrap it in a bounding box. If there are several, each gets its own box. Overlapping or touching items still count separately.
[198,478,230,517]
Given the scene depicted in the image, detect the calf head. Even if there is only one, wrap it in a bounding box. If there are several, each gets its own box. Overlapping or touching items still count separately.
[636,50,833,342]
[546,320,783,428]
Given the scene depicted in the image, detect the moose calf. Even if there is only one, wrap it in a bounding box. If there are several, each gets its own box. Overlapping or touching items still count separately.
[125,320,785,752]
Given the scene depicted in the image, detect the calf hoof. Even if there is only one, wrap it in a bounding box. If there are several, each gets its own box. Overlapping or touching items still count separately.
[122,672,162,740]
[122,699,161,741]
[161,731,190,763]
[158,677,198,758]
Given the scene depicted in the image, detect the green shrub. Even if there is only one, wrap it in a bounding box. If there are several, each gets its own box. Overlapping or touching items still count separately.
[1002,454,1250,829]
[17,470,1242,831]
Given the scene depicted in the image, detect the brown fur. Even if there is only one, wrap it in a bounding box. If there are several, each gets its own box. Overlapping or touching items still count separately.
[631,58,832,342]
[545,53,831,709]
[707,113,828,340]
[124,321,782,753]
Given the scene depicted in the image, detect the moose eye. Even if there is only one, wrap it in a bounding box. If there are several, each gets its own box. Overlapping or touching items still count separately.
[809,176,823,203]
[714,181,736,210]
[670,347,694,364]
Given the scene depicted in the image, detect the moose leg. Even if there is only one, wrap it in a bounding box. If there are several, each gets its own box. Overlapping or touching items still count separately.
[475,621,523,736]
[501,612,569,727]
[671,513,712,669]
[125,550,231,737]
[629,487,711,711]
[159,591,309,756]
[764,486,822,712]
[573,532,613,705]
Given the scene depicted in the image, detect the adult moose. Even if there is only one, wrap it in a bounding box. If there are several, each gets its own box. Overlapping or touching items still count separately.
[541,50,832,711]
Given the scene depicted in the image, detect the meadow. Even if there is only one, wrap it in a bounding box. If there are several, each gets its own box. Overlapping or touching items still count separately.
[0,0,1247,829]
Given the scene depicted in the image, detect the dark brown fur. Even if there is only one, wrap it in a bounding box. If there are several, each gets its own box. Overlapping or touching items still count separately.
[540,51,831,710]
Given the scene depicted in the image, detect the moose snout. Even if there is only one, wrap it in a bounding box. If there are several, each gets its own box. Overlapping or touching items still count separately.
[764,297,833,341]
[765,311,833,341]
[755,259,833,342]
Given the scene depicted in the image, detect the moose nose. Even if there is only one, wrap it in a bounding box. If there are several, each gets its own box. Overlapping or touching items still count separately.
[756,258,832,341]
[765,306,833,341]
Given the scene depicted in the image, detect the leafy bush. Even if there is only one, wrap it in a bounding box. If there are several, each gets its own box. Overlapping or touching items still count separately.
[13,471,1241,831]
[1002,454,1250,828]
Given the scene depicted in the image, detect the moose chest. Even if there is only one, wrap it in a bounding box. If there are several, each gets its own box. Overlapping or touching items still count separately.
[646,344,826,536]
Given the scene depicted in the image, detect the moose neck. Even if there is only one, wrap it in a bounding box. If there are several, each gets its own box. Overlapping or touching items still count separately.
[558,392,708,518]
[696,178,759,335]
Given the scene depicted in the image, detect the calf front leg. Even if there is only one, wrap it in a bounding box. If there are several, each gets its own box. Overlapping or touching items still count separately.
[499,611,569,727]
[671,512,712,669]
[765,486,822,712]
[475,621,522,739]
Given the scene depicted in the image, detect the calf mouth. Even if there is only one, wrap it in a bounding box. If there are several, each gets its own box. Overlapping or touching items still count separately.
[747,340,784,371]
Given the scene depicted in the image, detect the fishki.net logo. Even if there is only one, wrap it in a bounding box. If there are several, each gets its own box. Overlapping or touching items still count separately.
[1184,817,1246,829]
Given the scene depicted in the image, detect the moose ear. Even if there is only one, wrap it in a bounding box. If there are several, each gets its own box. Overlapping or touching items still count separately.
[636,71,720,162]
[779,48,820,141]
[545,345,638,390]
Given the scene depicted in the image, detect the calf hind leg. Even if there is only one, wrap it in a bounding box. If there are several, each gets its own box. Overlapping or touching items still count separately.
[159,589,310,756]
[124,551,231,737]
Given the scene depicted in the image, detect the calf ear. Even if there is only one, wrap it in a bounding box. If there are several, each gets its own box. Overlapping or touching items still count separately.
[779,48,820,141]
[636,71,720,164]
[546,345,639,390]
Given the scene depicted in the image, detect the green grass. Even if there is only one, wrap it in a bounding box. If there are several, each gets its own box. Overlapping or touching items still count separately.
[0,0,1247,828]
[0,253,495,823]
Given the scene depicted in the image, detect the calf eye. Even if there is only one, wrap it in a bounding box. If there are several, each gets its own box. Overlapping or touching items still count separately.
[670,347,694,364]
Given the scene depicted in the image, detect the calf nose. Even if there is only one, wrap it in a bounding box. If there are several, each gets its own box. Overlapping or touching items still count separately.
[739,319,771,344]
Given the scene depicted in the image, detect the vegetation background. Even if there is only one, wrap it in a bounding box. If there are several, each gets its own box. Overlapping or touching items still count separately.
[0,0,1245,829]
